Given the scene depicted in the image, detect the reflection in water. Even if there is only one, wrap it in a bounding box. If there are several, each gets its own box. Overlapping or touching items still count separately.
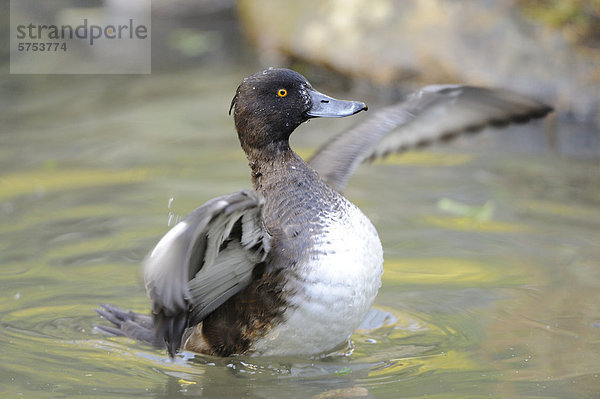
[1,67,599,398]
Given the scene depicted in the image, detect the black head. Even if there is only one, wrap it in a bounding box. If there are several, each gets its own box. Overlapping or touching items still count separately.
[230,68,367,152]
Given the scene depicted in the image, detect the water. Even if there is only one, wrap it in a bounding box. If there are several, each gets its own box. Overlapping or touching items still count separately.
[1,66,599,398]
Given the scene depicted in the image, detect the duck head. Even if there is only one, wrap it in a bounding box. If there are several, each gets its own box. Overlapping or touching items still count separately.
[230,68,367,152]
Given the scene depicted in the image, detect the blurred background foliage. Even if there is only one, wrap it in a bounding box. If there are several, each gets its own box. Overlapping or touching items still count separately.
[518,0,600,46]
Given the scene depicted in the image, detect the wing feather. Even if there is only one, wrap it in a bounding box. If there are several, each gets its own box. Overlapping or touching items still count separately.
[143,189,270,356]
[309,85,553,192]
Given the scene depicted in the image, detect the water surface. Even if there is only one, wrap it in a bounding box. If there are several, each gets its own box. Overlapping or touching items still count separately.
[1,66,599,398]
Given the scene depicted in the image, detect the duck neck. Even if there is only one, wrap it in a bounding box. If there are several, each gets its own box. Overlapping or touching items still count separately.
[243,140,306,193]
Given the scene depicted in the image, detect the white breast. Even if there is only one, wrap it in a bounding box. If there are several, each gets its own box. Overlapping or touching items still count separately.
[251,199,383,356]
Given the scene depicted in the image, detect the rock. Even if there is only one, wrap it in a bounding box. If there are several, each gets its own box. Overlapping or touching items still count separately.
[238,0,600,124]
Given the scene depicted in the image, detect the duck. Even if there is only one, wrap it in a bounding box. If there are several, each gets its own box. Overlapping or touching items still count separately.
[96,67,552,357]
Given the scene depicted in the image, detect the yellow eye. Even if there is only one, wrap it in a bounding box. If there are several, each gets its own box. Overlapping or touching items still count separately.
[277,88,288,97]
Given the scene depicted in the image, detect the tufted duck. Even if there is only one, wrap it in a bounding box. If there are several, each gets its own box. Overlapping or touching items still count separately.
[96,68,552,357]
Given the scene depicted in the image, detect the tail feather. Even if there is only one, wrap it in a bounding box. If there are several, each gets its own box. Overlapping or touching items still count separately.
[95,304,164,348]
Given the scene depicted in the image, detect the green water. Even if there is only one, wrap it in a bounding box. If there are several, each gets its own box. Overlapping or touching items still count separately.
[1,66,599,398]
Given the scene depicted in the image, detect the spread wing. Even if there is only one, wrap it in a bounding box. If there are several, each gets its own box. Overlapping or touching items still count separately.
[144,189,271,356]
[309,85,553,192]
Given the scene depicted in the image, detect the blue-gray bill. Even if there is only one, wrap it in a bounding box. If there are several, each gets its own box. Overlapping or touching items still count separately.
[306,89,368,118]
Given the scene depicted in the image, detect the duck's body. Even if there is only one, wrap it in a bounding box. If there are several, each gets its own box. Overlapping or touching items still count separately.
[182,148,382,356]
[247,149,382,356]
[96,68,552,358]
